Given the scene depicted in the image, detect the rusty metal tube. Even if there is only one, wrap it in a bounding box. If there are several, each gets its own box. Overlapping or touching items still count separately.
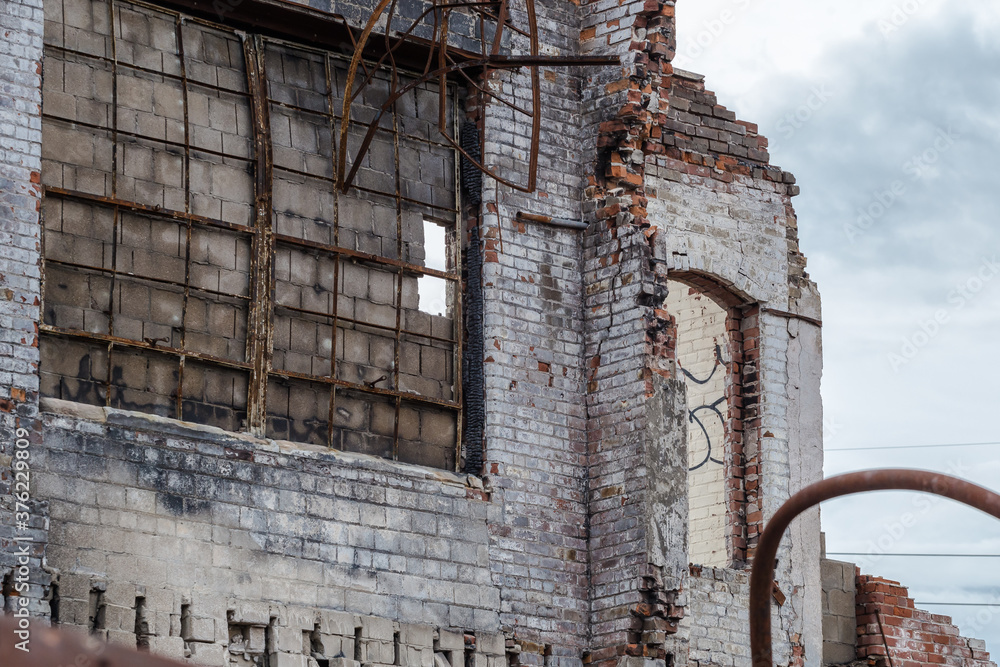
[515,211,589,231]
[750,469,1000,667]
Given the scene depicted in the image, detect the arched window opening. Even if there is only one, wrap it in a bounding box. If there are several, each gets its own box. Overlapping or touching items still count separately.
[666,276,753,568]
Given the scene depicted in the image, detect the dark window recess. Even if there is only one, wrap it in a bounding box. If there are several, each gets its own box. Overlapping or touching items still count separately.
[39,0,462,471]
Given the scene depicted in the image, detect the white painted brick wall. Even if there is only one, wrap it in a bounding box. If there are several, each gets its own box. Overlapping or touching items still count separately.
[666,282,729,568]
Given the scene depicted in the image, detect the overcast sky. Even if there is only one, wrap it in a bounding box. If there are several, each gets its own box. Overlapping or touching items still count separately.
[674,0,1000,653]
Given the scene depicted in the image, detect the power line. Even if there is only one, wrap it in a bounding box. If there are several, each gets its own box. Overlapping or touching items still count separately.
[916,602,1000,607]
[827,441,1000,453]
[828,552,1000,558]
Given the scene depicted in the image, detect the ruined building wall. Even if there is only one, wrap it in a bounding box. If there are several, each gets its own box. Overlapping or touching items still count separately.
[859,575,996,667]
[576,1,824,665]
[0,0,829,666]
[666,282,730,569]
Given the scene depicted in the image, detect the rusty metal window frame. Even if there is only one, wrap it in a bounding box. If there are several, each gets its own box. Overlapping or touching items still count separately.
[39,0,464,470]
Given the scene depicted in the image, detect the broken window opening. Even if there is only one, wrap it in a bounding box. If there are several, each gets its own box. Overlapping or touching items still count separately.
[38,0,464,471]
[417,218,453,318]
[666,278,744,569]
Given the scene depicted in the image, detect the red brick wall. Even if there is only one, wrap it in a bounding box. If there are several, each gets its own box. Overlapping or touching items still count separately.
[856,574,996,667]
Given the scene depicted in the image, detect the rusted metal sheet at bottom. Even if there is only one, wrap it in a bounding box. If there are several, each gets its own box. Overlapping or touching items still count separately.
[0,615,186,667]
[750,469,1000,667]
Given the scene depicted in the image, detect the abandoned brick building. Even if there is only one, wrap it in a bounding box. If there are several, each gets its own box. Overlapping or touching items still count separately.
[0,0,994,665]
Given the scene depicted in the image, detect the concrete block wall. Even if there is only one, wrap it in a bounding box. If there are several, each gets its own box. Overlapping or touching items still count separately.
[35,398,502,633]
[820,559,857,665]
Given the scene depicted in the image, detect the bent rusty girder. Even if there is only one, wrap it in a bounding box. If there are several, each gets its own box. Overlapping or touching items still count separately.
[337,0,618,194]
[749,469,1000,667]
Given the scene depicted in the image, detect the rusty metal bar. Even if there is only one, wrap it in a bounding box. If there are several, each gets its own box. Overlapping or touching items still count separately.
[176,13,193,418]
[41,324,252,371]
[43,113,253,164]
[268,367,460,411]
[42,42,252,99]
[391,71,404,462]
[44,258,249,302]
[44,186,255,234]
[274,233,459,281]
[275,163,460,214]
[244,34,275,437]
[760,306,823,329]
[336,0,618,195]
[450,82,463,473]
[106,0,121,408]
[516,211,589,231]
[749,469,1000,667]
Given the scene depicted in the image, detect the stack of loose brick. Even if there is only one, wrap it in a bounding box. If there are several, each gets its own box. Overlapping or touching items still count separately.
[856,575,995,667]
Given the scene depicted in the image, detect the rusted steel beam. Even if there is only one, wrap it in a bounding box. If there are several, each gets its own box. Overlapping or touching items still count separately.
[0,616,187,667]
[44,187,255,235]
[516,211,589,231]
[41,324,253,371]
[337,0,618,195]
[43,113,252,164]
[42,42,252,98]
[45,257,250,302]
[749,469,1000,667]
[269,367,460,411]
[243,34,275,437]
[273,233,458,281]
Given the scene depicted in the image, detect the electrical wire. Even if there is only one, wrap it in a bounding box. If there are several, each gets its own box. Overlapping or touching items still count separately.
[915,602,1000,607]
[827,552,1000,558]
[827,441,1000,452]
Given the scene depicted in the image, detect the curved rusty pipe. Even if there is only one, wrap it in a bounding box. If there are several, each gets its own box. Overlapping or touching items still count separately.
[750,469,1000,667]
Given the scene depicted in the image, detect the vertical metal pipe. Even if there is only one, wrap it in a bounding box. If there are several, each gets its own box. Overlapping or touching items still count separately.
[175,15,192,419]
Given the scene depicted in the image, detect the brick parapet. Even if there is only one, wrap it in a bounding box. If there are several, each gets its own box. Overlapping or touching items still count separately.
[855,574,996,667]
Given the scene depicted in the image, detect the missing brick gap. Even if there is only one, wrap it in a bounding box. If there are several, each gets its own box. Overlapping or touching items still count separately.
[135,595,150,650]
[88,584,106,635]
[310,623,329,667]
[3,570,16,614]
[48,581,61,625]
[464,634,476,667]
[393,630,401,666]
[266,617,277,666]
[354,625,363,663]
[180,600,193,657]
